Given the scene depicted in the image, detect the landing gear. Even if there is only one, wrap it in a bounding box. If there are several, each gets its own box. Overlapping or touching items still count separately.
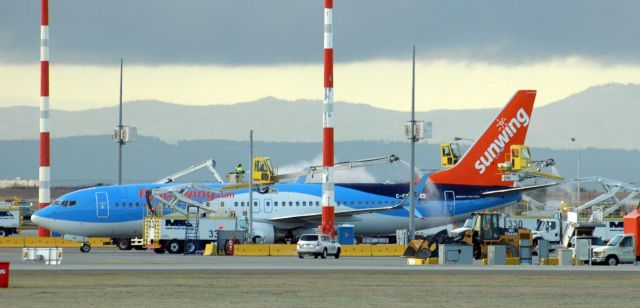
[80,243,91,253]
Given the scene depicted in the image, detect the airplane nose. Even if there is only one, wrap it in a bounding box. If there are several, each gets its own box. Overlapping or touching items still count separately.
[31,212,43,226]
[31,209,52,229]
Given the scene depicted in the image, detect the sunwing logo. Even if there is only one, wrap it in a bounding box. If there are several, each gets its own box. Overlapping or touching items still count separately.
[474,107,530,174]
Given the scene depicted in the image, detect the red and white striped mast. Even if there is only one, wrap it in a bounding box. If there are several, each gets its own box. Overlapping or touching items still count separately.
[39,0,51,237]
[321,0,335,237]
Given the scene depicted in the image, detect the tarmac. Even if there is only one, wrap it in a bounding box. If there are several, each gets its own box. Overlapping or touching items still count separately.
[1,247,639,272]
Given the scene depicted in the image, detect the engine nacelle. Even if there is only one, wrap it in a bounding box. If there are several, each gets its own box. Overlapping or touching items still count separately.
[252,222,275,243]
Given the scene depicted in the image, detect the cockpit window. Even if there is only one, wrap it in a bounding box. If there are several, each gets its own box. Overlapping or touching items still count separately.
[54,200,77,207]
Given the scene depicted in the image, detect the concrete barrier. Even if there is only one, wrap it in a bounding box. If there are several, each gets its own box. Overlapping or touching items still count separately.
[540,257,559,266]
[370,244,405,257]
[0,237,25,248]
[341,244,372,256]
[234,244,270,256]
[88,238,115,248]
[269,244,297,256]
[406,258,425,265]
[54,239,82,248]
[24,238,56,247]
[203,243,216,256]
[0,237,115,248]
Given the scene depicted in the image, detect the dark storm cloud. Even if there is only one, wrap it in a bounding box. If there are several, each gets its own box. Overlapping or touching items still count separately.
[1,1,638,65]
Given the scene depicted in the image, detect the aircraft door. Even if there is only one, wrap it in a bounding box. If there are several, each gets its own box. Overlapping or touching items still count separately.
[96,192,110,218]
[252,200,261,214]
[444,191,455,216]
[264,199,273,213]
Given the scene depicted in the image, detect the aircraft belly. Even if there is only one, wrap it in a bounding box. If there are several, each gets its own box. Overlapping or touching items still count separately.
[45,218,142,238]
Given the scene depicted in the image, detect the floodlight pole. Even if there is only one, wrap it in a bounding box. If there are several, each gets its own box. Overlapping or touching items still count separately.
[409,46,416,241]
[249,130,254,241]
[118,59,124,185]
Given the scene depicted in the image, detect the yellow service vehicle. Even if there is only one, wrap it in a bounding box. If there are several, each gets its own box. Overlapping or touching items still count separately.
[440,142,462,168]
[404,212,531,260]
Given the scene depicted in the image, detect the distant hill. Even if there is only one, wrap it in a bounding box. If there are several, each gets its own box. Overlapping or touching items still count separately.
[0,136,638,185]
[0,83,638,150]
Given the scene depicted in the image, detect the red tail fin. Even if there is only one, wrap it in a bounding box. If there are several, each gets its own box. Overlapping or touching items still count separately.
[430,90,537,187]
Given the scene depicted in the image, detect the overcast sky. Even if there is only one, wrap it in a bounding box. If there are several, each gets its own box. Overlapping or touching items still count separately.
[2,1,640,110]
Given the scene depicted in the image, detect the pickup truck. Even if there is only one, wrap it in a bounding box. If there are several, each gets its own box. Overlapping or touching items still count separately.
[591,208,640,266]
[591,234,637,266]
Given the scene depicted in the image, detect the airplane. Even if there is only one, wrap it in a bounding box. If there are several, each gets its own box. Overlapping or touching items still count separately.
[32,89,555,252]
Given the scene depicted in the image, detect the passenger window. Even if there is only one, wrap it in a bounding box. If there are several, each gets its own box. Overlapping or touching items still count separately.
[296,201,300,207]
[234,202,238,207]
[253,202,258,207]
[316,201,320,206]
[266,201,270,206]
[135,202,140,207]
[129,202,133,207]
[289,202,293,207]
[274,202,278,207]
[302,201,306,206]
[241,202,245,207]
[115,202,119,207]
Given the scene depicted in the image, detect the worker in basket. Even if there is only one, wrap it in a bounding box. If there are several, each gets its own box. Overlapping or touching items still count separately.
[235,163,245,175]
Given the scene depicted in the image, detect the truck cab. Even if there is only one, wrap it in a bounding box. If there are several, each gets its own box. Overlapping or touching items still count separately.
[532,218,563,244]
[592,234,637,266]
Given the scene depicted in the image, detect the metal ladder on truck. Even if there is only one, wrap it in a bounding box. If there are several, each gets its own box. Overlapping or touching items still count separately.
[184,205,201,255]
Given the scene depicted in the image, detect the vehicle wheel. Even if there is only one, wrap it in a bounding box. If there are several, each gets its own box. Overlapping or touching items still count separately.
[314,254,318,259]
[298,253,304,259]
[606,255,619,266]
[184,242,197,254]
[167,240,183,254]
[0,228,6,237]
[153,248,166,254]
[80,243,91,253]
[334,248,341,259]
[321,248,327,259]
[505,243,518,258]
[117,238,133,251]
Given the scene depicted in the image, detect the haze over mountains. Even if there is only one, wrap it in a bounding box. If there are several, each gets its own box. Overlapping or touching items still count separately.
[1,83,638,150]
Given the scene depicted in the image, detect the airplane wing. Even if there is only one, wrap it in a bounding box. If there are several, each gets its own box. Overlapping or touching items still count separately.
[260,198,407,223]
[480,182,559,197]
[257,173,427,223]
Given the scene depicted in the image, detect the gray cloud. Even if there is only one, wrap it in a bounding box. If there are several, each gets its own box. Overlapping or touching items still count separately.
[1,1,639,65]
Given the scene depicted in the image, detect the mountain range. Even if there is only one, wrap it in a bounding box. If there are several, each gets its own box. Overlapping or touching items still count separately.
[1,83,638,150]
